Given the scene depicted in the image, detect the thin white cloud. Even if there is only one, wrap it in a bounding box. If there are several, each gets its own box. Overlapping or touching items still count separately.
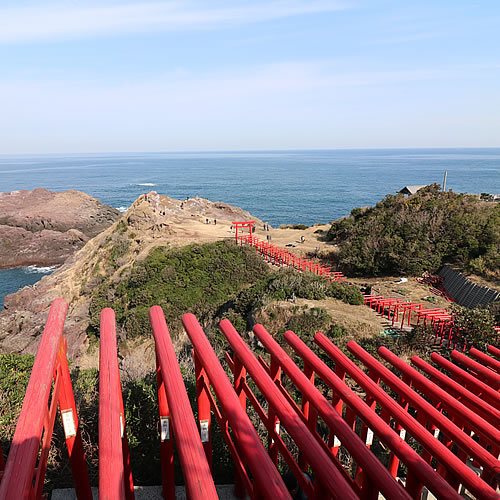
[1,60,499,152]
[0,1,348,44]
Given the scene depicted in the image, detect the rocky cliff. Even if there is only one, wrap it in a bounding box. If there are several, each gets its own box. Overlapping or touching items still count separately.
[0,192,260,359]
[0,188,120,268]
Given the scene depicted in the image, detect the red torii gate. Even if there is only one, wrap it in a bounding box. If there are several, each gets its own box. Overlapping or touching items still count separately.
[233,221,255,242]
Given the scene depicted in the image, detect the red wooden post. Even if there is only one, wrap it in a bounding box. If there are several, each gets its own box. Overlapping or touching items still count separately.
[149,307,217,500]
[346,340,500,493]
[156,354,175,499]
[488,344,500,359]
[99,308,129,500]
[233,354,248,497]
[182,314,290,500]
[0,298,92,500]
[0,299,66,499]
[56,339,92,499]
[220,320,360,500]
[470,348,500,374]
[298,361,317,471]
[268,356,281,466]
[313,333,493,499]
[451,350,500,390]
[194,352,213,470]
[252,325,414,500]
[431,352,500,409]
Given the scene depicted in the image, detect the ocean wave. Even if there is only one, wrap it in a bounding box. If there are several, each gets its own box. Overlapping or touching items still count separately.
[116,206,129,213]
[135,182,157,186]
[24,265,56,274]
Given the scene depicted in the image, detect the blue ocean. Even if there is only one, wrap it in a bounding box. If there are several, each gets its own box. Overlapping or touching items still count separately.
[1,148,499,308]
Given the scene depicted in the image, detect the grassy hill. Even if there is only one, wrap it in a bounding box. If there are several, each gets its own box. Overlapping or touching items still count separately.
[88,240,364,343]
[326,184,500,278]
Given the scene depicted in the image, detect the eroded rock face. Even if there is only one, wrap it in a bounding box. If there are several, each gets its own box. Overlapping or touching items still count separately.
[0,188,120,268]
[0,226,88,268]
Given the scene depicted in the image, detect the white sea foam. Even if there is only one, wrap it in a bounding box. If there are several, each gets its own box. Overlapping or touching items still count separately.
[116,206,129,213]
[135,182,157,186]
[25,265,56,274]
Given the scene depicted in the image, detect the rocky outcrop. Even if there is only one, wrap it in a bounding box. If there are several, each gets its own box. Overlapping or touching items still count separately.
[0,226,88,268]
[0,188,120,268]
[0,192,261,359]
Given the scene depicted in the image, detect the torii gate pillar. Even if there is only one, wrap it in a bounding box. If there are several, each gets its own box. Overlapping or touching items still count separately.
[233,221,255,243]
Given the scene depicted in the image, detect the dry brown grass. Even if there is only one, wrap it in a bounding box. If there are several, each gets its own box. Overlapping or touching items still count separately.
[255,297,387,339]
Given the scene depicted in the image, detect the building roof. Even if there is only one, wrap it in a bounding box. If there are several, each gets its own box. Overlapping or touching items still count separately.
[398,185,428,195]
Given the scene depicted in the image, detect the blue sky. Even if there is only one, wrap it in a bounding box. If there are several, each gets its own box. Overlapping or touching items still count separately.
[1,1,499,153]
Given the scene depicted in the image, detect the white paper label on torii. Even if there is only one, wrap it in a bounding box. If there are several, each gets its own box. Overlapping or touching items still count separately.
[399,429,406,440]
[271,420,280,445]
[366,428,374,446]
[333,436,341,448]
[433,428,440,439]
[120,414,124,438]
[160,417,170,441]
[200,420,210,443]
[61,409,76,438]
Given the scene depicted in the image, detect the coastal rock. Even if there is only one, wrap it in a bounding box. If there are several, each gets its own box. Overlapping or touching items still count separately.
[0,188,120,269]
[0,226,88,268]
[0,192,261,359]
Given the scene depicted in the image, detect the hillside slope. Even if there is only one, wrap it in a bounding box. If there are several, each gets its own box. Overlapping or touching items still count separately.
[326,184,500,278]
[0,192,260,357]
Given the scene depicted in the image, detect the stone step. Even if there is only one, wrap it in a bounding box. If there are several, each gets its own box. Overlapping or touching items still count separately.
[51,484,244,500]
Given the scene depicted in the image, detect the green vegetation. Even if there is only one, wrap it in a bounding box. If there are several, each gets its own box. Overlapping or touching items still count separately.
[277,307,331,345]
[487,301,500,325]
[115,220,128,235]
[279,224,308,229]
[326,184,500,277]
[0,353,34,441]
[0,358,230,490]
[450,304,496,347]
[89,240,270,340]
[88,241,364,342]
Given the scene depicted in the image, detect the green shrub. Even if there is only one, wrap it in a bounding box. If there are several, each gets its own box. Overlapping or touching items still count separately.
[88,242,364,342]
[326,184,500,277]
[115,220,128,234]
[327,281,365,305]
[89,241,270,339]
[109,239,130,267]
[0,353,34,440]
[450,304,496,347]
[280,224,308,230]
[487,301,500,324]
[287,307,331,333]
[277,307,331,347]
[328,323,349,338]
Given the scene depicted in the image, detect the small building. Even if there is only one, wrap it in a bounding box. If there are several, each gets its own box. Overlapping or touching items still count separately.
[398,185,428,196]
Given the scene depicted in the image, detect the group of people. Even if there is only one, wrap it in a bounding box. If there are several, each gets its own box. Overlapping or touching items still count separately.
[205,218,217,225]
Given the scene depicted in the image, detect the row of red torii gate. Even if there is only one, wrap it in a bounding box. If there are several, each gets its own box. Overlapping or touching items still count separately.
[0,297,499,499]
[234,220,499,350]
